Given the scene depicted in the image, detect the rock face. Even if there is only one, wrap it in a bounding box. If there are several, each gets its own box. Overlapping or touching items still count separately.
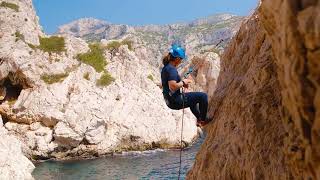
[188,0,320,179]
[185,53,220,101]
[0,119,35,180]
[58,18,134,41]
[0,0,198,164]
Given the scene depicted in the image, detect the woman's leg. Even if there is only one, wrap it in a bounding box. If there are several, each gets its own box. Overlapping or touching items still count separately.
[169,94,200,119]
[183,93,200,119]
[184,92,208,120]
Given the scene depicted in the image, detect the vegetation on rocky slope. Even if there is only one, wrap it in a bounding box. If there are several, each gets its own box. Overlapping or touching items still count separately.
[39,36,66,54]
[0,2,19,12]
[83,72,90,80]
[106,39,133,51]
[96,71,115,87]
[14,31,25,42]
[77,44,115,86]
[41,73,69,84]
[77,43,106,73]
[147,74,154,81]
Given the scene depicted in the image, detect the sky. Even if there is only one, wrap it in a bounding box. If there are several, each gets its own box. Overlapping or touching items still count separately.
[33,0,259,34]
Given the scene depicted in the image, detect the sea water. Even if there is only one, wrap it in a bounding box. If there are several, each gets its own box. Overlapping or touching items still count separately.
[32,137,204,180]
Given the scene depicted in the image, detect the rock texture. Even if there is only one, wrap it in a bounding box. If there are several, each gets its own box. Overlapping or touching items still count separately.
[188,0,320,179]
[0,118,34,180]
[184,52,220,101]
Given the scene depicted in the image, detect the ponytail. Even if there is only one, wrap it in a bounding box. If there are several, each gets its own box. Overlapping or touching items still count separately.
[162,53,175,66]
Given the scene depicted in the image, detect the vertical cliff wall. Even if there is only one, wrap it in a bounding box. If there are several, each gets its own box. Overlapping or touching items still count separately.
[188,0,320,179]
[260,0,320,177]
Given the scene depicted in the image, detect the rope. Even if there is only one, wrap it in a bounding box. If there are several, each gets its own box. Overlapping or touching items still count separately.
[176,40,223,178]
[178,88,185,180]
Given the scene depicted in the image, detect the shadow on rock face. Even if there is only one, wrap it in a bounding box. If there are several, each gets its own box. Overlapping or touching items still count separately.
[0,71,32,124]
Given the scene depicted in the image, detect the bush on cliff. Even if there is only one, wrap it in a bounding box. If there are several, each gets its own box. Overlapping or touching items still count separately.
[147,74,154,81]
[83,72,90,80]
[106,41,121,51]
[121,39,133,51]
[96,71,115,87]
[41,73,69,84]
[39,36,66,54]
[0,2,19,12]
[77,43,107,73]
[14,31,25,42]
[106,39,133,51]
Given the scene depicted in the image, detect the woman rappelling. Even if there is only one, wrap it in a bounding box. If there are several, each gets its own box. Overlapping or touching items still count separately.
[161,44,211,127]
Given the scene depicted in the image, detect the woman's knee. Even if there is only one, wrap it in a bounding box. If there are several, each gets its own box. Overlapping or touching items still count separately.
[200,92,208,102]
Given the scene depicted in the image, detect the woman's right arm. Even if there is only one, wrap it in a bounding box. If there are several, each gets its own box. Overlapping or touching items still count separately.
[168,79,192,92]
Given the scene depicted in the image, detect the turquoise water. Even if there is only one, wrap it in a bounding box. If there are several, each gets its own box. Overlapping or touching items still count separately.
[32,137,203,180]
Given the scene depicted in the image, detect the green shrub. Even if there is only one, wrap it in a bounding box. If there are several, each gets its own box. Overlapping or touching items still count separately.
[8,99,17,106]
[0,2,19,12]
[83,72,90,80]
[77,43,106,73]
[106,40,133,51]
[39,36,66,54]
[41,73,69,84]
[147,74,154,81]
[106,41,121,51]
[121,39,133,51]
[96,71,115,87]
[27,43,36,50]
[15,31,24,42]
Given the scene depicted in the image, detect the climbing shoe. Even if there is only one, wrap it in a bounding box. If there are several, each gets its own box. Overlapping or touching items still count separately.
[196,117,213,127]
[196,120,207,127]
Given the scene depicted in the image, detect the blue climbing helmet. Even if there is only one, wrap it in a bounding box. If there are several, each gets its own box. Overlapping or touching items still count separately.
[169,44,186,60]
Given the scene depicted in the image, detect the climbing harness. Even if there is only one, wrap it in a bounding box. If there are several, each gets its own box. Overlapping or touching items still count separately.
[178,87,185,180]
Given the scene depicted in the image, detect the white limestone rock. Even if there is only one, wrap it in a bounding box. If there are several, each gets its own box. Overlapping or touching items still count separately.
[0,127,34,180]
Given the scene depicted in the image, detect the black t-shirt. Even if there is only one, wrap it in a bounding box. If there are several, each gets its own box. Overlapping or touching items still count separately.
[161,64,181,98]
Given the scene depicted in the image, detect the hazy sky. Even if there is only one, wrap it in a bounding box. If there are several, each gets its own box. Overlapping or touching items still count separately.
[33,0,259,34]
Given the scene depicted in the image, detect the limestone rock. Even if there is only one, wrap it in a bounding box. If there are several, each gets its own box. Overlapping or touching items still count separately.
[184,53,220,101]
[54,122,83,148]
[259,0,320,178]
[0,126,34,180]
[0,114,3,127]
[188,13,286,179]
[188,0,320,179]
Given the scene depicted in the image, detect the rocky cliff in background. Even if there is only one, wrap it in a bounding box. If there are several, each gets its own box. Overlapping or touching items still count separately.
[58,14,243,67]
[57,13,239,101]
[188,0,320,179]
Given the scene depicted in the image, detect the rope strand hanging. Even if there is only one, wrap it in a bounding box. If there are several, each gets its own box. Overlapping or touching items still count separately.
[178,88,185,180]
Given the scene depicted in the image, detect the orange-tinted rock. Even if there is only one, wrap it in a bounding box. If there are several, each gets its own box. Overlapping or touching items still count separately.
[188,0,320,179]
